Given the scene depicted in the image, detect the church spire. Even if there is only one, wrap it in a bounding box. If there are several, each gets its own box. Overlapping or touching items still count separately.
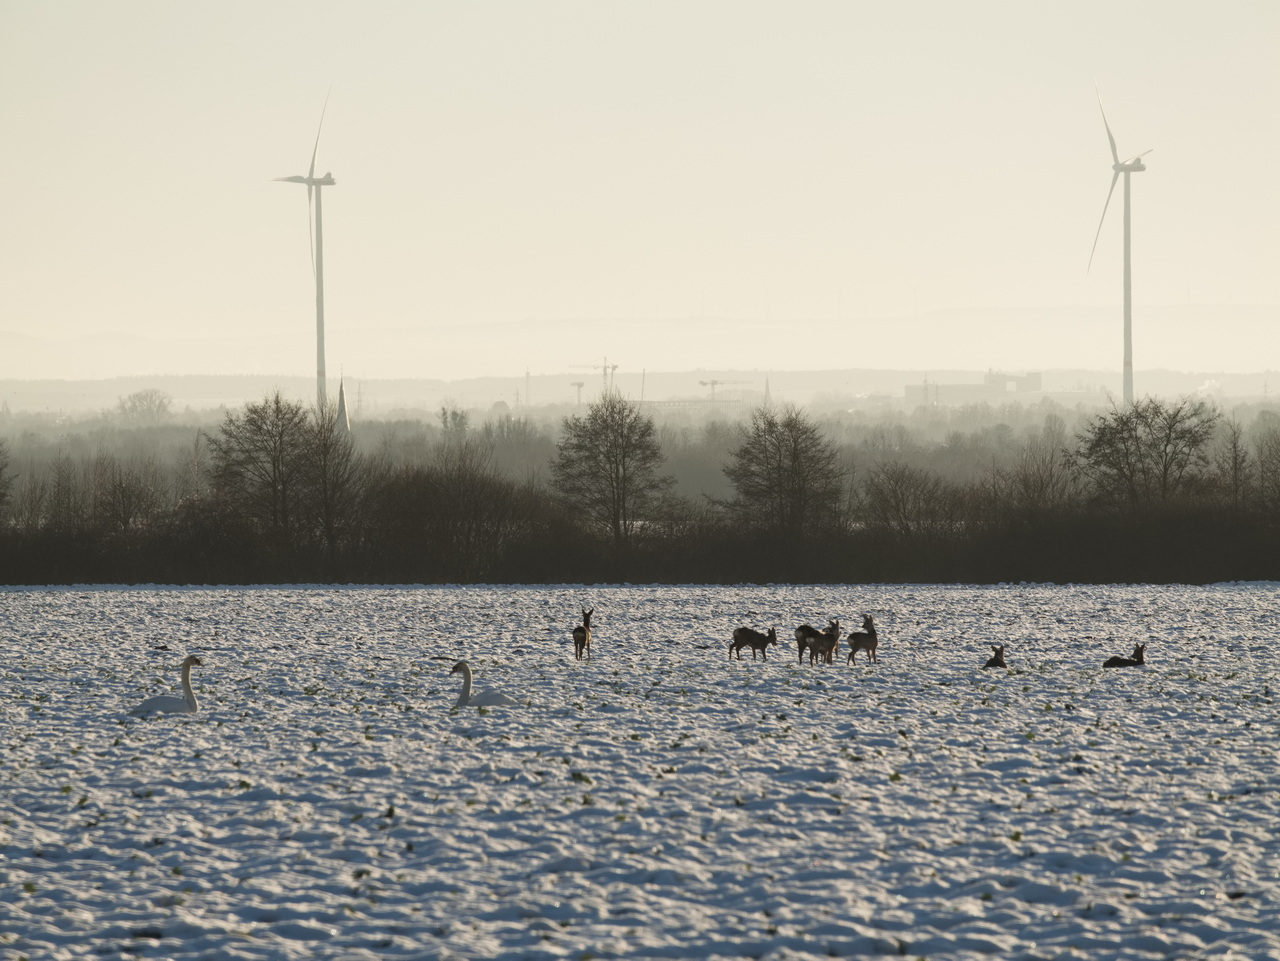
[335,378,351,433]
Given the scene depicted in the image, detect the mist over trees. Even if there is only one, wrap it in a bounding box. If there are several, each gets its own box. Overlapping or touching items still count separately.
[0,388,1276,585]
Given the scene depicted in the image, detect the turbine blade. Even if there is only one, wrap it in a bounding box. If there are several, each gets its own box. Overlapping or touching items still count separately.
[308,90,330,181]
[1095,87,1119,165]
[1124,148,1153,164]
[275,175,308,183]
[1087,171,1120,273]
[308,186,316,279]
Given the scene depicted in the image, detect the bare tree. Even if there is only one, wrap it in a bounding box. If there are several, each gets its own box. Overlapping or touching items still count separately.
[720,404,847,535]
[300,404,366,562]
[365,439,543,580]
[985,414,1079,514]
[1212,417,1253,513]
[0,438,11,524]
[172,432,210,508]
[551,391,672,549]
[860,462,963,540]
[433,439,540,575]
[479,415,554,480]
[206,393,311,544]
[438,404,470,438]
[1254,414,1280,523]
[95,454,164,538]
[46,452,89,535]
[1075,397,1220,509]
[115,388,173,426]
[10,473,47,535]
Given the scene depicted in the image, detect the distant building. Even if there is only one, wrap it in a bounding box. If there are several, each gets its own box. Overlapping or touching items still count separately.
[905,370,1043,407]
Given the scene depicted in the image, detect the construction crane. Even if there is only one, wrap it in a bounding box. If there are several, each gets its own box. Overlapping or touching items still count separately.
[570,381,585,406]
[699,379,749,402]
[570,357,619,395]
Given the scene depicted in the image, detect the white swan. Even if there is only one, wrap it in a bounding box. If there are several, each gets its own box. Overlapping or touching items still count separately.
[130,654,203,715]
[450,660,524,708]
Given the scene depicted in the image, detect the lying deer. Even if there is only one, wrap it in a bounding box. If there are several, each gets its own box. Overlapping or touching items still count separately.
[1102,642,1145,668]
[983,644,1006,669]
[846,614,878,664]
[729,626,778,661]
[796,619,840,665]
[573,607,593,660]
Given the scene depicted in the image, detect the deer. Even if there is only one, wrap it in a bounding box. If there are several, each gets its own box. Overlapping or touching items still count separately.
[983,644,1006,669]
[845,614,879,664]
[806,620,842,665]
[573,607,593,660]
[729,626,778,661]
[1102,642,1145,668]
[795,619,839,665]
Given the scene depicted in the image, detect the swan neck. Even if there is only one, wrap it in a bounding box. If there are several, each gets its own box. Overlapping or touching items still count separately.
[454,663,473,708]
[181,661,198,711]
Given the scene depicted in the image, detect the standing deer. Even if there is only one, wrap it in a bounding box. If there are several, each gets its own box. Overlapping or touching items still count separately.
[730,626,778,661]
[845,614,879,664]
[1102,642,1145,668]
[983,644,1006,669]
[795,619,840,665]
[573,607,593,660]
[807,620,842,665]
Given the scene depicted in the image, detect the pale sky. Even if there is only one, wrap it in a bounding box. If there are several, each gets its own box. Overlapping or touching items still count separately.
[1,1,1277,383]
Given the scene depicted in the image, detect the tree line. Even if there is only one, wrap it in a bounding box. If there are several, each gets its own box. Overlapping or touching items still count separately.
[0,390,1276,585]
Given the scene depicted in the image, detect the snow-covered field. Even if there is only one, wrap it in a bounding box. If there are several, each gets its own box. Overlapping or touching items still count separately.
[2,583,1279,961]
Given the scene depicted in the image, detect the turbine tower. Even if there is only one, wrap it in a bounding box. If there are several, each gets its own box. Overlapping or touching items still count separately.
[275,95,337,410]
[1088,89,1151,407]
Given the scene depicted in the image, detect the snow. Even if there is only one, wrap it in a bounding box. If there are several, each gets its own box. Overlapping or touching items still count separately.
[2,582,1278,960]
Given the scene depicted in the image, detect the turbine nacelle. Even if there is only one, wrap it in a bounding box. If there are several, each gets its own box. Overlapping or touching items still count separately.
[273,173,336,186]
[1113,151,1151,174]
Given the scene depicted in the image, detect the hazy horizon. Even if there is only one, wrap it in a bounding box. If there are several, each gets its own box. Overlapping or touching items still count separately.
[2,2,1276,383]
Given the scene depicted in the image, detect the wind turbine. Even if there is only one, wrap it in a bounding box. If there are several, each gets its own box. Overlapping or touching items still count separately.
[275,95,337,410]
[1088,88,1151,407]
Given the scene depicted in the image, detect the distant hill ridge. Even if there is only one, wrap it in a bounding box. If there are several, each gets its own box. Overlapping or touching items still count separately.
[1,366,1274,416]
